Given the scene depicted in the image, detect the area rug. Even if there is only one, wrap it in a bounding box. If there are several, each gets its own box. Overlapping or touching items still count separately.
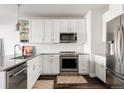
[33,80,54,89]
[57,76,88,84]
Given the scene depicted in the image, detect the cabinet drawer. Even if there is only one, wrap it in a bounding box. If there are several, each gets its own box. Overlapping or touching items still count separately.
[79,55,89,62]
[79,62,88,66]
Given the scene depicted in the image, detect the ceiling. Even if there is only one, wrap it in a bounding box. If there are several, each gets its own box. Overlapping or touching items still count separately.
[0,4,108,18]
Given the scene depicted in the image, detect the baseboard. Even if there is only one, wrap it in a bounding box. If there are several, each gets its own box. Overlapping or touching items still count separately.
[89,73,96,77]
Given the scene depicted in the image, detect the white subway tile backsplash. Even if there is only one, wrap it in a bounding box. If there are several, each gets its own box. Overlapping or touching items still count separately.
[25,43,84,53]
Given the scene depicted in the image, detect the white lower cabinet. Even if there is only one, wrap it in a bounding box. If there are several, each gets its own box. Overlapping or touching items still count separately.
[42,55,60,75]
[27,55,41,89]
[42,55,52,74]
[0,71,6,89]
[95,55,106,83]
[78,55,89,74]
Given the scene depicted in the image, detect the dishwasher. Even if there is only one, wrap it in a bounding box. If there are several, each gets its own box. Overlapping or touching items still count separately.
[6,62,27,89]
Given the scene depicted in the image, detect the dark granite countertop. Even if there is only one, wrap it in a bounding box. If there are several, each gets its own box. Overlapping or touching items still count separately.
[0,53,41,71]
[0,52,89,71]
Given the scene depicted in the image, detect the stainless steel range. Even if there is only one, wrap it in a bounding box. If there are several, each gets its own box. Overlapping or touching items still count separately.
[60,51,78,72]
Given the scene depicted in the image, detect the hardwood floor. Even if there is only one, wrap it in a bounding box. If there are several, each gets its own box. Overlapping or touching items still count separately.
[38,75,107,89]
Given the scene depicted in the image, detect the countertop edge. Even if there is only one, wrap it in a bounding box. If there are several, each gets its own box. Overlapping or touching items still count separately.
[0,54,41,71]
[0,53,89,71]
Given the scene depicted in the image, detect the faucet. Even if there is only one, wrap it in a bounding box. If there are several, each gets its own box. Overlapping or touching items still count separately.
[14,44,21,58]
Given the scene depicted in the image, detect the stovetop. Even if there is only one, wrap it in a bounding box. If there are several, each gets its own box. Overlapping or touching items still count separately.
[60,51,78,56]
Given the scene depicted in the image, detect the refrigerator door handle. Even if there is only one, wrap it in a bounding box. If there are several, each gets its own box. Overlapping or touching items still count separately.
[115,28,121,64]
[118,26,124,63]
[107,70,124,83]
[121,25,124,63]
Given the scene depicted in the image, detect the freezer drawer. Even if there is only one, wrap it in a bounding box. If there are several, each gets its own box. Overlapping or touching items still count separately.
[106,69,124,89]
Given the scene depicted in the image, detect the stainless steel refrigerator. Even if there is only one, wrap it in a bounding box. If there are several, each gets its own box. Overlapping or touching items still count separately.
[0,39,4,67]
[106,14,124,88]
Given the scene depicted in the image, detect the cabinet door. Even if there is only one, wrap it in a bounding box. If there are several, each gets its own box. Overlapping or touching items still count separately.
[68,20,77,32]
[95,63,106,83]
[77,19,86,43]
[60,20,68,32]
[51,55,60,74]
[95,63,101,78]
[99,64,106,83]
[27,56,41,89]
[53,20,60,43]
[39,55,42,75]
[60,19,77,32]
[42,55,52,74]
[33,56,41,79]
[29,20,44,43]
[27,60,35,89]
[44,20,53,43]
[95,55,106,83]
[78,55,89,74]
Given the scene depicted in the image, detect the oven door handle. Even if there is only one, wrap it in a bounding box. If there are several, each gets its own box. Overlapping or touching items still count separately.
[10,67,27,78]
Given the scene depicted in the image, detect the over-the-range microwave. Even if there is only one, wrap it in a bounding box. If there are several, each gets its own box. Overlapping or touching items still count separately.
[60,33,77,43]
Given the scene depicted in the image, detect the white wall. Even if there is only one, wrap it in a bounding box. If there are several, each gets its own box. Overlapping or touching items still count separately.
[83,11,91,53]
[91,9,106,55]
[0,20,20,55]
[84,8,107,55]
[84,7,108,77]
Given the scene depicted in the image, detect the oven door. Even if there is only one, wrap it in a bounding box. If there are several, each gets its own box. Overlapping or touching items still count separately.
[6,63,27,89]
[60,56,78,72]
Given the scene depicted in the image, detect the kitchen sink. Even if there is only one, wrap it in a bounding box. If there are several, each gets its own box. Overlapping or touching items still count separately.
[11,56,31,59]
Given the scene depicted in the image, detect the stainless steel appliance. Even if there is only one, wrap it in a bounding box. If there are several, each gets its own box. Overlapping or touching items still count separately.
[60,51,78,72]
[6,63,27,89]
[22,46,36,57]
[106,14,124,88]
[60,33,77,43]
[0,39,4,67]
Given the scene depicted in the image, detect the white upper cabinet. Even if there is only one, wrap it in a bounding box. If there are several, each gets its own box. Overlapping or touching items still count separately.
[60,19,86,43]
[29,19,86,43]
[60,20,68,32]
[60,19,79,33]
[68,20,78,32]
[44,20,60,43]
[44,20,53,43]
[77,19,86,43]
[52,20,60,43]
[29,20,44,43]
